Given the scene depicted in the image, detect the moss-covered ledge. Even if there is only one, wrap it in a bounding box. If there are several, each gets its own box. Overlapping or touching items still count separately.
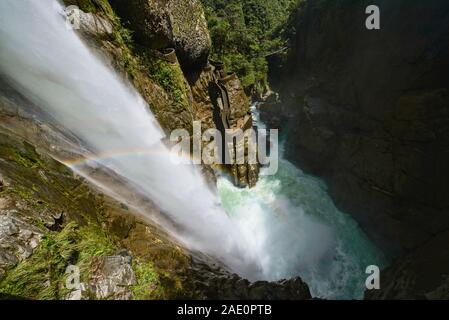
[0,132,198,299]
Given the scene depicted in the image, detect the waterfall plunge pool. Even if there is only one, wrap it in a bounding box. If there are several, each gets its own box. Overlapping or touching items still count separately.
[216,104,386,299]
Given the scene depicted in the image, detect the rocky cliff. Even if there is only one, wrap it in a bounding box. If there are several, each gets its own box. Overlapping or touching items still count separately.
[0,0,308,300]
[70,0,258,187]
[0,97,310,299]
[109,0,211,72]
[270,0,449,299]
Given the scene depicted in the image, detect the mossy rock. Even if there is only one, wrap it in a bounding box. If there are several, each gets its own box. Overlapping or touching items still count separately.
[62,0,113,15]
[0,131,195,299]
[109,0,211,70]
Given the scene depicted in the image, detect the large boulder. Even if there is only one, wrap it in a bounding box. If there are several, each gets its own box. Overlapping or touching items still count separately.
[189,258,312,300]
[65,7,113,38]
[67,251,137,300]
[109,0,211,70]
[0,211,44,279]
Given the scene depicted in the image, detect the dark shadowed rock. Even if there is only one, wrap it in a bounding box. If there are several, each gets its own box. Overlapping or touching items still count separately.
[365,231,449,300]
[189,259,311,300]
[274,0,449,256]
[272,0,449,299]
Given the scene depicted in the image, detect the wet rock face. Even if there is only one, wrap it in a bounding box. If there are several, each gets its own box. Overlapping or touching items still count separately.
[272,0,449,299]
[274,0,449,256]
[221,74,250,126]
[66,4,257,188]
[109,0,211,70]
[365,231,449,300]
[191,64,259,188]
[0,99,307,299]
[190,259,311,300]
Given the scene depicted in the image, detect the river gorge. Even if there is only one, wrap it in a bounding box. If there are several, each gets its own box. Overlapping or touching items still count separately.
[0,0,448,301]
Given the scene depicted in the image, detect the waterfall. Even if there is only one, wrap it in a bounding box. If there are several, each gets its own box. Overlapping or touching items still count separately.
[0,0,260,279]
[0,0,386,299]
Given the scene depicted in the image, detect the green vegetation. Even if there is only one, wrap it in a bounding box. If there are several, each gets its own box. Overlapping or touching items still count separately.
[202,0,297,91]
[12,148,43,169]
[0,135,196,300]
[132,260,162,300]
[65,0,191,130]
[0,222,116,299]
[146,57,189,106]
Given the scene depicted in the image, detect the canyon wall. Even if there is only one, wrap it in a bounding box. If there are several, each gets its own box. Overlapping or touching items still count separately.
[270,0,449,298]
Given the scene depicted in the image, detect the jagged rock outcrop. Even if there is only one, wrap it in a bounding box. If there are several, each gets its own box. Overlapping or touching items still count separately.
[271,0,449,299]
[191,62,259,187]
[65,0,258,187]
[67,251,136,300]
[66,6,113,38]
[0,212,44,279]
[108,0,211,70]
[190,259,311,299]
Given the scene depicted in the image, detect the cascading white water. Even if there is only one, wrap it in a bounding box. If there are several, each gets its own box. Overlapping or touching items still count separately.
[219,105,386,299]
[0,0,386,299]
[218,145,386,298]
[0,0,261,279]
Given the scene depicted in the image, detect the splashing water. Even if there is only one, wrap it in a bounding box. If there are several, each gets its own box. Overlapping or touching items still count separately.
[0,0,260,278]
[0,0,385,299]
[217,106,386,299]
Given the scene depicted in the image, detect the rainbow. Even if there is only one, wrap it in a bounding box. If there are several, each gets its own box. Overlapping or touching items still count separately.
[61,147,202,168]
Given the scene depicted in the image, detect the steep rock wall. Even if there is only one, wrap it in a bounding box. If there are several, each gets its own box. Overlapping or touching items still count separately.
[270,0,449,299]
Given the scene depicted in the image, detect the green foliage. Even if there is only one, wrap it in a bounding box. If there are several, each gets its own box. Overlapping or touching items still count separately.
[0,136,194,300]
[13,150,42,169]
[113,16,134,49]
[146,57,188,106]
[0,222,116,300]
[76,225,116,278]
[132,260,163,300]
[202,0,297,90]
[9,141,44,169]
[108,14,138,78]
